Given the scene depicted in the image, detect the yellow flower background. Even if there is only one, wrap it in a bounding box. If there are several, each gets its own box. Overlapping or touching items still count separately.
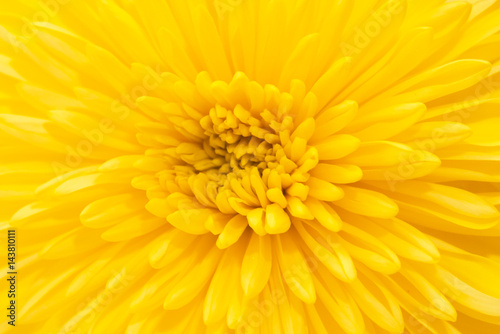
[1,0,500,333]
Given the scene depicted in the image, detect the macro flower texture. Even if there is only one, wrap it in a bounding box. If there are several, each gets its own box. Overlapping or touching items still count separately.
[1,0,500,333]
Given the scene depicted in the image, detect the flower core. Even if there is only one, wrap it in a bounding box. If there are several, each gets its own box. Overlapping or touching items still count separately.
[161,77,334,236]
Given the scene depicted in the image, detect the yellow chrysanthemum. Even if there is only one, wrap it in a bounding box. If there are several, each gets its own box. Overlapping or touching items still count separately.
[1,0,500,333]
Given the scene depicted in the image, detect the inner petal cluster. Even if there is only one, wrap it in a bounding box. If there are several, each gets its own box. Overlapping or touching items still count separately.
[150,74,347,236]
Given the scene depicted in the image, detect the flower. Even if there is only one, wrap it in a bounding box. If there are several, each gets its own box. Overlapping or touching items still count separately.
[1,0,500,333]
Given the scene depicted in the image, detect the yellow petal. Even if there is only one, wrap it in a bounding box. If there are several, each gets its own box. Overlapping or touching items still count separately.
[334,185,399,218]
[305,176,344,202]
[240,234,272,298]
[314,134,361,160]
[265,203,291,234]
[275,233,316,304]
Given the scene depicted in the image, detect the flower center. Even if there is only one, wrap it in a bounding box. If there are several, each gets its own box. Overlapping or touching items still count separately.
[167,100,319,234]
[200,105,294,170]
[145,74,350,236]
